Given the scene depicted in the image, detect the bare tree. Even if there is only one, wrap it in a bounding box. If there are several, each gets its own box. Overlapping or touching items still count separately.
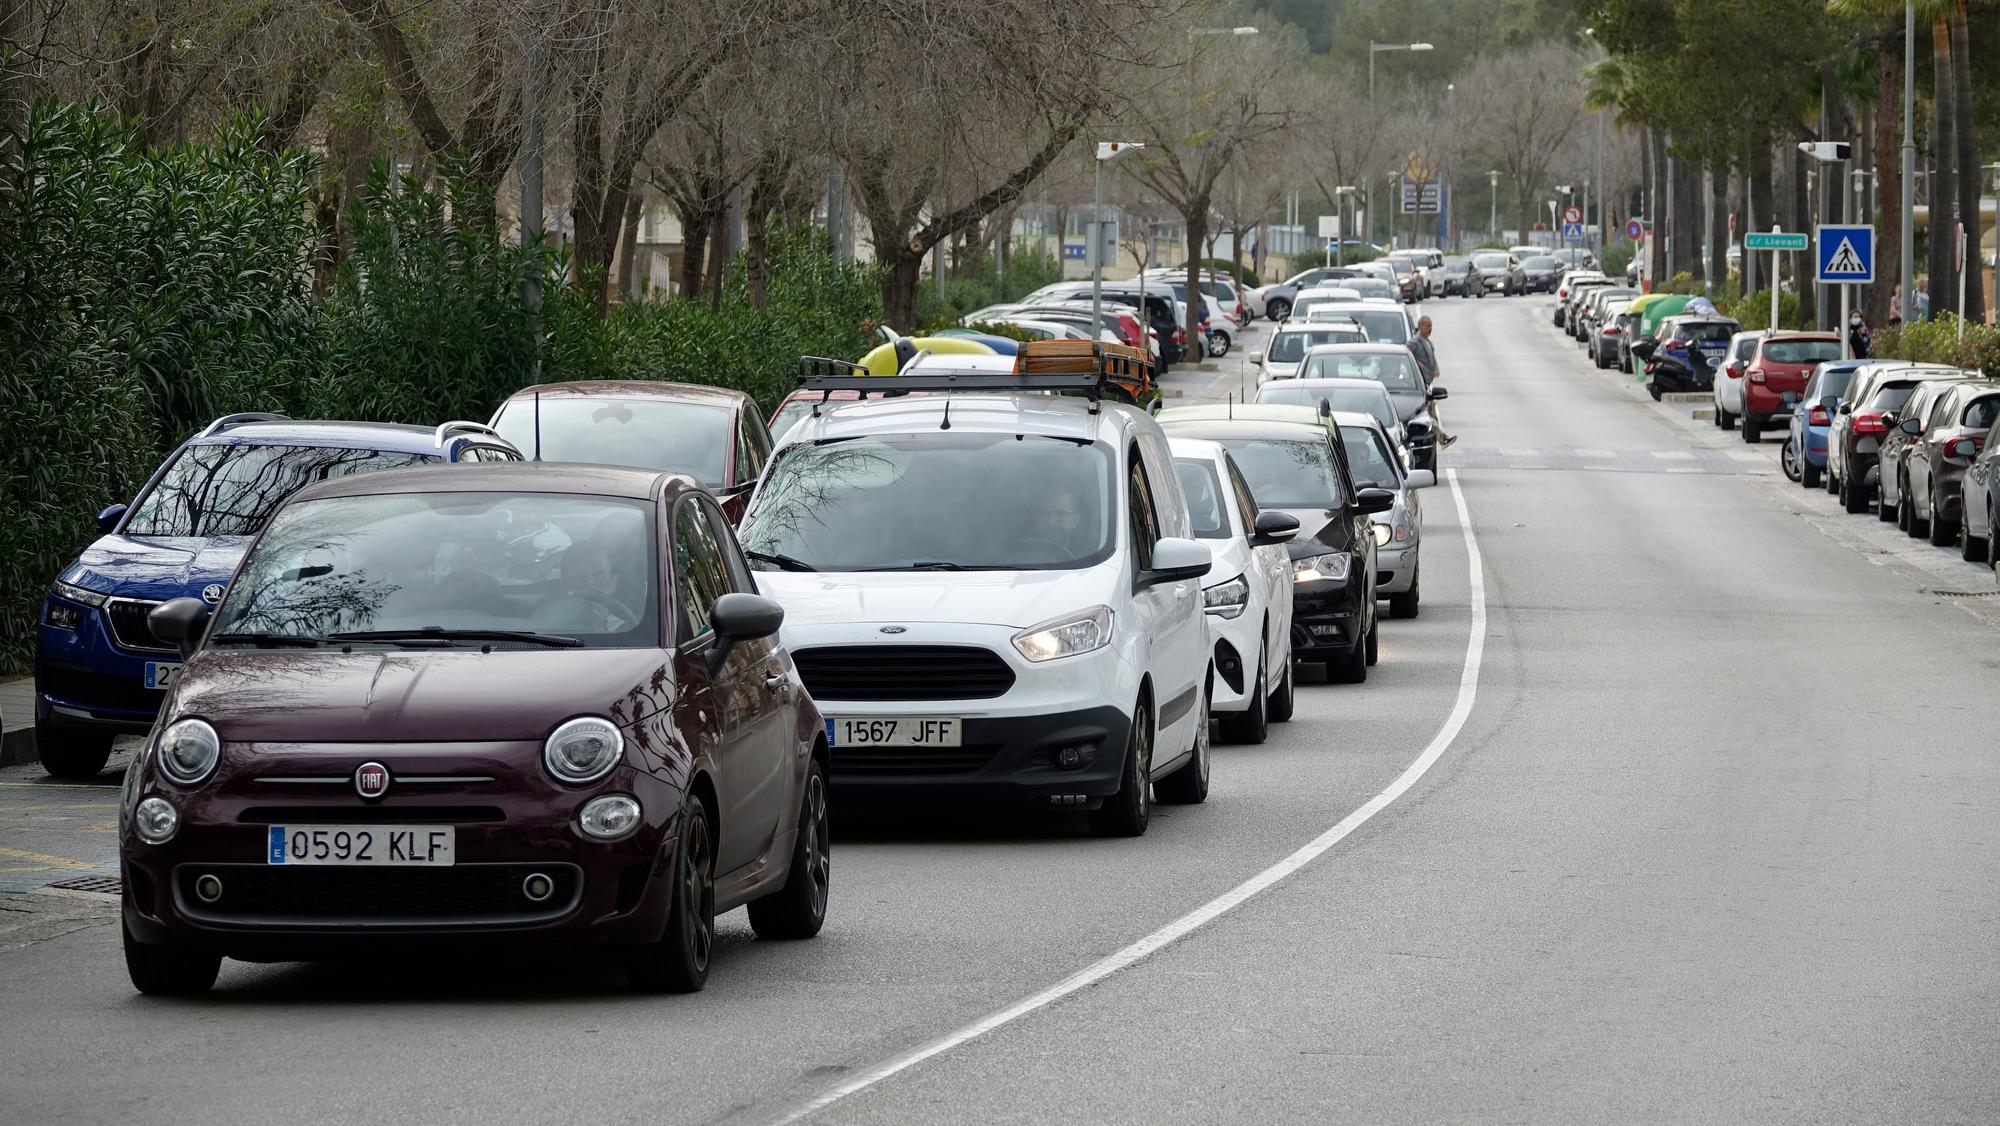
[1459,42,1585,248]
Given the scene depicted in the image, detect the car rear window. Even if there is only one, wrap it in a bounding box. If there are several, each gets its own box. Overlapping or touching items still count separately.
[1868,384,1918,411]
[1964,395,2000,431]
[1301,351,1422,391]
[1763,340,1842,365]
[1816,368,1858,402]
[492,398,733,484]
[1681,322,1739,343]
[1268,328,1364,363]
[1255,384,1397,432]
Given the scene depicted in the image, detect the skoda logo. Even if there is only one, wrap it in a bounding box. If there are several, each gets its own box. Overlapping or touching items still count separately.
[200,583,225,604]
[353,762,391,800]
[878,626,907,635]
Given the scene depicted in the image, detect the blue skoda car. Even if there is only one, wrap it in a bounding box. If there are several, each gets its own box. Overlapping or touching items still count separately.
[35,414,520,778]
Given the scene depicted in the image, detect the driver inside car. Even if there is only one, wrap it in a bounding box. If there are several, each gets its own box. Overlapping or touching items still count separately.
[1023,482,1085,561]
[537,542,636,632]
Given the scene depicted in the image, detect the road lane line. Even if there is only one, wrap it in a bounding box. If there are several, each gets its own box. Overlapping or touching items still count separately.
[764,468,1490,1126]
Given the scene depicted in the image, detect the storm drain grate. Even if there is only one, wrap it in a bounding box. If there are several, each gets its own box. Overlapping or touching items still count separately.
[1927,589,2000,598]
[44,875,121,895]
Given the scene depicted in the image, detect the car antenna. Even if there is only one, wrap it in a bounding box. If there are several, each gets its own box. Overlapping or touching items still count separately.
[532,390,542,461]
[939,396,952,430]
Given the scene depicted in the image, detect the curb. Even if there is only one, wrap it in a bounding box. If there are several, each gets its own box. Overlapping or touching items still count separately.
[1,726,37,769]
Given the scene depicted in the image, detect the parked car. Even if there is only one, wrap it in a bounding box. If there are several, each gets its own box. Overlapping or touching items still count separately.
[1782,360,1880,490]
[1550,247,1598,272]
[1519,254,1563,293]
[1255,323,1369,381]
[742,346,1214,835]
[1331,411,1435,619]
[490,381,772,521]
[1253,266,1365,321]
[1294,343,1445,472]
[1829,364,1965,515]
[1961,416,2000,568]
[119,463,825,995]
[1709,330,1771,429]
[1880,377,1967,526]
[1254,377,1408,458]
[1437,256,1482,297]
[1158,405,1392,682]
[1576,287,1639,345]
[35,416,519,780]
[1637,315,1740,399]
[1590,299,1635,368]
[1733,333,1844,443]
[1169,438,1299,743]
[1554,273,1611,329]
[1473,251,1525,295]
[1894,379,2000,545]
[1022,283,1185,368]
[1295,301,1412,348]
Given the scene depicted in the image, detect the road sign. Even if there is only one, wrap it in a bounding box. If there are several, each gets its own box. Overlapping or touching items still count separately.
[1062,243,1086,261]
[1398,176,1441,215]
[1563,205,1582,225]
[1562,222,1585,245]
[1624,218,1645,242]
[1317,215,1341,239]
[1816,223,1874,284]
[1745,232,1808,252]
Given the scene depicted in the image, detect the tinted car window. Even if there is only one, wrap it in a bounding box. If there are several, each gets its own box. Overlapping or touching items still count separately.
[1680,322,1739,343]
[1174,459,1230,540]
[768,400,814,444]
[1254,384,1397,432]
[491,398,733,484]
[1300,351,1422,391]
[673,500,729,640]
[1763,340,1841,365]
[1127,454,1161,569]
[743,432,1115,571]
[1269,329,1363,363]
[212,492,657,646]
[1818,368,1858,402]
[1868,384,1918,411]
[1216,438,1348,510]
[1964,395,2000,431]
[1224,456,1260,525]
[1339,428,1399,491]
[125,444,435,538]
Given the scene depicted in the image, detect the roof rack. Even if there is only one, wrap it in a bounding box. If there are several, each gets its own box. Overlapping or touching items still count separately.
[795,340,1154,414]
[433,420,503,448]
[197,412,290,439]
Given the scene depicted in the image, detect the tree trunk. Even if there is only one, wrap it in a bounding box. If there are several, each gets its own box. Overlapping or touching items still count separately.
[1707,164,1729,295]
[1647,131,1667,285]
[618,191,643,303]
[1183,199,1210,353]
[880,252,923,334]
[0,0,31,163]
[1950,1,1982,325]
[746,169,777,311]
[1673,149,1699,284]
[704,204,729,312]
[674,198,713,300]
[1872,22,1901,329]
[1927,17,1955,318]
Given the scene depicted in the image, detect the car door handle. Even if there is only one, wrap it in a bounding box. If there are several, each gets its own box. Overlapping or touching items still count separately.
[763,673,791,701]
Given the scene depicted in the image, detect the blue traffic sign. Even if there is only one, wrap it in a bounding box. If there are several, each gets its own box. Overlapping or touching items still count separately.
[1562,222,1585,245]
[1816,224,1873,283]
[1624,218,1645,242]
[1062,243,1087,261]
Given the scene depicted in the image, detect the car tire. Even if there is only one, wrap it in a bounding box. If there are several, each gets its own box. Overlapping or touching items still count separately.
[1217,655,1268,745]
[1826,468,1840,495]
[625,794,715,993]
[1904,481,1927,538]
[1089,696,1152,837]
[123,921,220,996]
[1928,490,1956,547]
[1156,683,1211,804]
[1716,406,1734,430]
[1207,333,1229,359]
[1266,659,1295,723]
[1387,562,1420,619]
[1780,438,1802,482]
[1329,631,1368,684]
[39,727,115,780]
[1266,299,1290,321]
[1741,415,1761,443]
[746,756,830,942]
[1877,488,1897,521]
[1647,382,1662,402]
[1988,519,1999,571]
[1961,528,1985,563]
[1802,459,1822,490]
[1364,614,1379,666]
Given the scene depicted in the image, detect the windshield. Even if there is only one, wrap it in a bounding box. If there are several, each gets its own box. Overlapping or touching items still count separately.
[211,492,658,647]
[1174,459,1231,540]
[1216,438,1345,510]
[1347,280,1395,300]
[1338,310,1408,344]
[1301,351,1422,391]
[1255,385,1397,432]
[124,443,435,538]
[1762,339,1842,365]
[1339,427,1399,491]
[1680,322,1739,344]
[491,397,733,484]
[743,432,1115,571]
[1268,329,1363,363]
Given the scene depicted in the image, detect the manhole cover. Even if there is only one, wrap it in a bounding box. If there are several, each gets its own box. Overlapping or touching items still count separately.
[44,875,121,896]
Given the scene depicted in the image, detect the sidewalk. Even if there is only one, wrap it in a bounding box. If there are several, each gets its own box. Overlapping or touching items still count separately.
[1,678,34,769]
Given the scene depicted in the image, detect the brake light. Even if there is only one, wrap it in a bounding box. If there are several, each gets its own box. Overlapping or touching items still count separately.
[1601,326,1619,336]
[1808,405,1831,426]
[1945,437,1980,460]
[1853,412,1889,436]
[1747,368,1766,383]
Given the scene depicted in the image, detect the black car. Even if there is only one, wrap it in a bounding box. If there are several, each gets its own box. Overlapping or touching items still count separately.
[1830,366,1965,515]
[1520,255,1562,293]
[1155,411,1392,683]
[1471,252,1524,296]
[1438,256,1483,298]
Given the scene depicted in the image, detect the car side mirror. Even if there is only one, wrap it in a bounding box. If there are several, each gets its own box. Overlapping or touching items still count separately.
[1631,341,1657,359]
[1249,354,1262,364]
[1251,510,1300,546]
[1355,488,1396,515]
[1428,386,1449,401]
[1898,418,1922,435]
[1404,469,1437,489]
[148,597,212,662]
[1837,402,1853,415]
[96,503,127,534]
[707,592,785,668]
[1140,537,1212,587]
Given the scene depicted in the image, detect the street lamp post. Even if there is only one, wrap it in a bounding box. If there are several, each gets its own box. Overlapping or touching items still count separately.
[1801,141,1854,357]
[1901,0,1915,323]
[1368,41,1433,254]
[1090,141,1144,334]
[1488,170,1500,240]
[1333,185,1358,266]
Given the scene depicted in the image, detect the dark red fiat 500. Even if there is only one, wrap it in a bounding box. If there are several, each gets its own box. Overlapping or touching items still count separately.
[119,463,829,994]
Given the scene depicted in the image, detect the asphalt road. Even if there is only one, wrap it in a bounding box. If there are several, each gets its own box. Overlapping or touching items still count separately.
[5,294,1998,1125]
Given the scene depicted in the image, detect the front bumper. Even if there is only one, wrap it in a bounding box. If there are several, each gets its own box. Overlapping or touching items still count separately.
[37,608,171,735]
[1206,608,1264,714]
[1291,572,1366,659]
[1375,541,1418,595]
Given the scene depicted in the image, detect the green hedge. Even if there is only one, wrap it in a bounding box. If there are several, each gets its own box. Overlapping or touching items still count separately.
[1873,315,2000,373]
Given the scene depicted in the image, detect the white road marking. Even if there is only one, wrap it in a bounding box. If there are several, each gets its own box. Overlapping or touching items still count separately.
[1651,450,1696,460]
[766,470,1491,1125]
[1574,449,1614,458]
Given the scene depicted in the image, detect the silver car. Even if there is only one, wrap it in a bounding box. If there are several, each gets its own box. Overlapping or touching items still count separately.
[1332,410,1435,618]
[1255,323,1367,381]
[1254,377,1408,463]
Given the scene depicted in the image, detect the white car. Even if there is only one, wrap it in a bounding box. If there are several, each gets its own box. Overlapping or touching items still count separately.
[1710,330,1767,429]
[1303,301,1413,347]
[1169,437,1298,743]
[1331,411,1434,618]
[1290,286,1365,320]
[741,364,1215,836]
[1254,323,1367,381]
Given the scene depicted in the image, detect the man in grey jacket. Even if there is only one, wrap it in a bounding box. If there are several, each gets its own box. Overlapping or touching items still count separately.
[1409,316,1456,447]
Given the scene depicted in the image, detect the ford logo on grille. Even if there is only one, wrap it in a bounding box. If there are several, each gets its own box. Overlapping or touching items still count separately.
[878,625,907,634]
[353,762,391,800]
[200,583,225,604]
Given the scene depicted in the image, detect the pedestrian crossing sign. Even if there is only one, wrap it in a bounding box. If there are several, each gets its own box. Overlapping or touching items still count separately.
[1562,222,1585,244]
[1816,224,1873,284]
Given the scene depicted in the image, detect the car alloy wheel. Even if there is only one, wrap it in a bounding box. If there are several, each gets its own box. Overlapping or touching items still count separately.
[1089,697,1152,837]
[1218,654,1268,745]
[1158,683,1212,803]
[1780,438,1802,482]
[626,795,714,992]
[747,757,830,940]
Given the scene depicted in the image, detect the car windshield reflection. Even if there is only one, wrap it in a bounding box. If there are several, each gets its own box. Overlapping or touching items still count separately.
[492,399,732,484]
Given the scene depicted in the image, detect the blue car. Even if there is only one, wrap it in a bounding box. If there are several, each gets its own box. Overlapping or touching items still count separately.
[34,415,520,778]
[1785,360,1884,491]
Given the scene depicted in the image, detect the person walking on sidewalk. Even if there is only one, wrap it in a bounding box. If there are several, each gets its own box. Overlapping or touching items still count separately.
[1410,316,1457,447]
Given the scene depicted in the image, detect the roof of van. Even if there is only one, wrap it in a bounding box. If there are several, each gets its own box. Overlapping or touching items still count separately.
[772,392,1155,449]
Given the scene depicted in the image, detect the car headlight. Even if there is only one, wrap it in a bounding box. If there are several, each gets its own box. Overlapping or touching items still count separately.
[52,580,107,607]
[1292,552,1352,583]
[544,717,624,785]
[1371,523,1391,547]
[579,794,642,839]
[1012,606,1114,662]
[46,581,105,631]
[1202,575,1249,619]
[134,796,179,844]
[157,718,220,786]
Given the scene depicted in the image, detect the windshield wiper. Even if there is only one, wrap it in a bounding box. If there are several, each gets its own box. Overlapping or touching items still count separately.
[861,561,971,571]
[328,627,584,648]
[745,550,817,572]
[210,631,329,648]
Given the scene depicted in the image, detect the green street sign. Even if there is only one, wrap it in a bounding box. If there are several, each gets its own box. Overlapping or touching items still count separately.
[1745,232,1809,251]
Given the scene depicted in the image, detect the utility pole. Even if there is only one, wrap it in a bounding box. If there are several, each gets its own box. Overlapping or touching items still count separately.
[518,4,546,374]
[1900,0,1916,321]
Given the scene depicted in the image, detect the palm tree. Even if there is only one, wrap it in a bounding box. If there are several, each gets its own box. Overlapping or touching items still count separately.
[1949,0,1983,324]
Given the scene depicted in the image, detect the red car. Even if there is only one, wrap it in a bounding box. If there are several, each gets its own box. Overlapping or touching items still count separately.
[489,381,772,521]
[1739,333,1842,443]
[120,464,828,994]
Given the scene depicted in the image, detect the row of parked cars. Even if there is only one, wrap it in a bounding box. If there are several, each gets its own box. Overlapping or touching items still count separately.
[52,329,1456,996]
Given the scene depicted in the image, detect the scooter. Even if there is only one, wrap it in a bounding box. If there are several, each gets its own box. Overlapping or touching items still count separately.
[1634,339,1715,402]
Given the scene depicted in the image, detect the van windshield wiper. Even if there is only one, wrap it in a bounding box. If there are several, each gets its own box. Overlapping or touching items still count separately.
[328,628,583,648]
[210,631,329,648]
[745,550,817,572]
[861,561,972,571]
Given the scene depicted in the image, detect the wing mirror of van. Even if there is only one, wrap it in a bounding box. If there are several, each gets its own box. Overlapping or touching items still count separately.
[1141,538,1212,587]
[1250,510,1300,546]
[148,597,212,662]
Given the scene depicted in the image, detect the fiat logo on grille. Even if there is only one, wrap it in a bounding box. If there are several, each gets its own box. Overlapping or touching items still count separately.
[200,583,225,604]
[353,762,391,800]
